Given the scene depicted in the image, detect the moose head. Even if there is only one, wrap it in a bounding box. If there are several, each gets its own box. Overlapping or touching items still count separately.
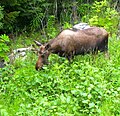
[34,40,50,70]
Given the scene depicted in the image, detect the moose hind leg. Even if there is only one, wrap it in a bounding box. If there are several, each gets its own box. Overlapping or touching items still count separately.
[66,52,74,62]
[104,50,110,59]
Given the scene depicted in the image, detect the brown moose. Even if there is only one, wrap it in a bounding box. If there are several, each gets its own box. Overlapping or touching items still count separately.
[35,27,109,70]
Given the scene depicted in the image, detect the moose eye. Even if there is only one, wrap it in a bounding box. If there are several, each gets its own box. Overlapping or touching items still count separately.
[41,54,45,58]
[39,51,42,54]
[39,50,44,54]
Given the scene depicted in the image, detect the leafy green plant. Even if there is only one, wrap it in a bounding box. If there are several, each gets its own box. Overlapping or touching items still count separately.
[30,12,44,30]
[82,0,119,36]
[63,22,72,29]
[46,15,58,39]
[0,33,120,115]
[3,11,20,32]
[0,34,10,61]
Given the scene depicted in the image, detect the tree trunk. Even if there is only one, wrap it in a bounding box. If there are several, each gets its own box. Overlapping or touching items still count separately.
[72,0,78,25]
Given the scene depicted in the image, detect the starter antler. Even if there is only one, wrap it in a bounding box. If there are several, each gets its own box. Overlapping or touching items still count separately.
[34,40,42,46]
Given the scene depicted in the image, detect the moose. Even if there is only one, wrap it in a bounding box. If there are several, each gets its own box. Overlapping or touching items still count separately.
[35,27,109,70]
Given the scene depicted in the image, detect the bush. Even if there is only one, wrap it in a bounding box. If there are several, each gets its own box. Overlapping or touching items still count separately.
[0,34,10,61]
[46,15,58,39]
[82,0,119,36]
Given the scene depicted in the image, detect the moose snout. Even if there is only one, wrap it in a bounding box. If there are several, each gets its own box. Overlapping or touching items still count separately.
[35,61,43,70]
[35,65,39,70]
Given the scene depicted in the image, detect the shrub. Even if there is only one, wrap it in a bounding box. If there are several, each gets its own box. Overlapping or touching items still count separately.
[0,34,10,61]
[82,0,119,36]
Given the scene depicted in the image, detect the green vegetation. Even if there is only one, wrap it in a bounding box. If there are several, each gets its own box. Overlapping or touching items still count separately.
[0,6,3,29]
[0,0,120,115]
[0,34,10,61]
[0,0,119,34]
[0,36,120,115]
[82,0,119,35]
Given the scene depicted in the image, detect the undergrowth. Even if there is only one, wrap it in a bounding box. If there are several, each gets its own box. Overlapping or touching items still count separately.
[0,37,120,116]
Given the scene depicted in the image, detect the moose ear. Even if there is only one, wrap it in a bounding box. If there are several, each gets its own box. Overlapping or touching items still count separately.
[45,43,51,50]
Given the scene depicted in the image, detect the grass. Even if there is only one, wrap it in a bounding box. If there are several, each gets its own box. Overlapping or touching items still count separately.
[0,35,120,116]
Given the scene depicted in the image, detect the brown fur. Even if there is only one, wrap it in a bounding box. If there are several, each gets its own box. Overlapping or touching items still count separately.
[35,27,108,70]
